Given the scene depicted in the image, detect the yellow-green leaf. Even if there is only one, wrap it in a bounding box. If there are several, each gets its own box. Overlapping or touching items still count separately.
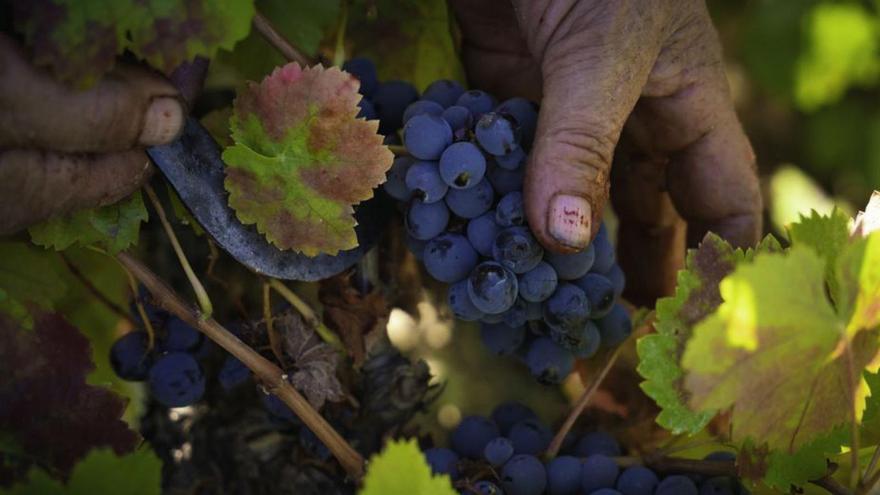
[359,439,456,495]
[223,63,393,256]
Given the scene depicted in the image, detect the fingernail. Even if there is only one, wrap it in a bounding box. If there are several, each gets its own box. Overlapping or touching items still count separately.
[548,194,592,249]
[139,97,184,146]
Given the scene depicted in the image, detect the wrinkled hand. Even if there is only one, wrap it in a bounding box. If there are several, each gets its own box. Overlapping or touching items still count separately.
[0,34,185,234]
[451,0,762,304]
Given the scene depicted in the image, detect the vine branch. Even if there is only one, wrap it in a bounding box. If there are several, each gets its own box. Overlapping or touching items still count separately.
[252,10,311,66]
[115,251,365,479]
[545,344,624,458]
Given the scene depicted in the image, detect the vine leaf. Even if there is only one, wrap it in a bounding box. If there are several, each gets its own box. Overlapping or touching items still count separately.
[28,191,148,255]
[359,439,456,495]
[319,273,389,367]
[0,313,139,483]
[0,242,67,329]
[738,428,847,489]
[682,243,880,452]
[278,312,344,410]
[787,208,851,299]
[13,0,254,88]
[223,63,393,256]
[636,233,780,434]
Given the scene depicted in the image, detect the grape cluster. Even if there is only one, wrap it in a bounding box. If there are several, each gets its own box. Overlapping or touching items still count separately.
[110,291,208,408]
[423,402,748,495]
[344,57,632,383]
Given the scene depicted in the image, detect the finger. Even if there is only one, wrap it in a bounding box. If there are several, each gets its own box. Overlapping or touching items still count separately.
[0,34,184,153]
[0,149,153,234]
[610,140,686,306]
[628,3,762,249]
[513,1,666,253]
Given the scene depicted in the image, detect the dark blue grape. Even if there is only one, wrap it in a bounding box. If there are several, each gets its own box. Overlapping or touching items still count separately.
[546,456,583,495]
[373,80,419,134]
[424,447,460,479]
[508,418,553,455]
[616,466,658,495]
[476,112,519,155]
[597,304,632,348]
[490,401,538,435]
[519,261,558,303]
[573,273,616,318]
[525,300,543,321]
[467,261,519,314]
[698,477,737,495]
[403,99,444,124]
[422,79,466,108]
[480,312,507,324]
[383,156,415,201]
[606,264,625,299]
[442,105,473,132]
[495,191,525,227]
[545,245,596,280]
[451,415,500,458]
[493,226,543,274]
[467,212,501,257]
[406,235,427,260]
[343,57,378,97]
[262,392,299,423]
[525,337,574,384]
[357,98,377,120]
[405,161,448,203]
[163,316,202,351]
[484,436,515,466]
[496,97,538,148]
[449,280,485,321]
[501,455,547,495]
[590,489,623,495]
[148,352,205,407]
[424,233,479,283]
[581,454,619,493]
[473,480,504,495]
[573,321,601,358]
[495,147,525,171]
[299,426,331,460]
[480,322,526,356]
[574,432,621,457]
[406,198,449,240]
[218,355,250,390]
[488,162,525,195]
[404,113,453,160]
[543,284,591,334]
[705,451,736,462]
[591,226,616,274]
[456,90,497,117]
[440,142,487,189]
[501,297,528,327]
[445,178,494,218]
[656,475,698,495]
[110,331,151,381]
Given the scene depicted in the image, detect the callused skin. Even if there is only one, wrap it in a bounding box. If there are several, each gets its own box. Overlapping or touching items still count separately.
[450,0,762,304]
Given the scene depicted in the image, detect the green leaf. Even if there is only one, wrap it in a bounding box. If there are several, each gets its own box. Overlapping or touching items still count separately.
[861,371,880,445]
[682,246,880,452]
[3,447,160,495]
[347,0,465,91]
[359,439,456,495]
[787,208,851,299]
[738,428,847,489]
[14,0,255,87]
[223,63,393,256]
[794,3,880,111]
[638,233,766,434]
[0,242,67,328]
[836,231,880,336]
[28,191,148,255]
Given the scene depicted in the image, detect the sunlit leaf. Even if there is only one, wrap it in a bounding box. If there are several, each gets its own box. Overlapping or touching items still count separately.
[359,439,456,495]
[223,63,393,256]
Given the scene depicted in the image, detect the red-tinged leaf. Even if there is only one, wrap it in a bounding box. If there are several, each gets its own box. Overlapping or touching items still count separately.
[223,63,393,256]
[0,313,139,483]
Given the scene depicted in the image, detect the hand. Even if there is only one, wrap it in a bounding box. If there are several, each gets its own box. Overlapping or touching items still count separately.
[0,34,185,235]
[450,0,762,304]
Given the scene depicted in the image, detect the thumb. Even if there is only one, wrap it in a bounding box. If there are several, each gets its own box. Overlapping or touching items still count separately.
[518,1,664,252]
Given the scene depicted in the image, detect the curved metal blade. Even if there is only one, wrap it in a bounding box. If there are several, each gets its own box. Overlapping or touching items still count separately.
[147,117,389,281]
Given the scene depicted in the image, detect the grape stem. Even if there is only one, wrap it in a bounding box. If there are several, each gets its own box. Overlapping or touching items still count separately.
[115,252,366,479]
[545,344,624,458]
[387,144,410,156]
[614,456,852,495]
[252,10,312,67]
